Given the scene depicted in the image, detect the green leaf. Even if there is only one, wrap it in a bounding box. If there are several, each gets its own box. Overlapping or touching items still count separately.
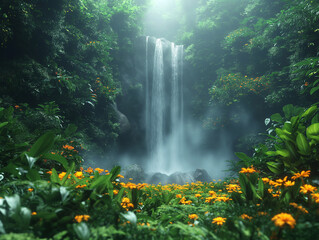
[65,124,78,137]
[5,194,21,214]
[28,132,55,158]
[50,168,60,183]
[73,222,90,240]
[0,122,8,129]
[258,178,265,198]
[264,118,270,126]
[235,152,252,164]
[310,86,319,95]
[301,105,317,119]
[296,133,310,155]
[276,149,290,158]
[267,162,283,174]
[265,151,278,156]
[20,207,31,227]
[42,153,69,170]
[109,166,121,182]
[61,162,75,185]
[26,169,41,181]
[270,113,283,123]
[0,220,5,234]
[25,154,38,169]
[311,113,319,124]
[307,123,319,136]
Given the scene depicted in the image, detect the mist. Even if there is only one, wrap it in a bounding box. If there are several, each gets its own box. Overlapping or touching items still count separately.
[106,0,268,182]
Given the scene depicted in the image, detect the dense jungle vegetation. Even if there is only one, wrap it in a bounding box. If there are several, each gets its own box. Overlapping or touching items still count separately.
[1,0,319,239]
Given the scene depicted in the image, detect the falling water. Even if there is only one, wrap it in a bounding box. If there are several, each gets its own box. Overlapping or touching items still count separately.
[146,37,184,173]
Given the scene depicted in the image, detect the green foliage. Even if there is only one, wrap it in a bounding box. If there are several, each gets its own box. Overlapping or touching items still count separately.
[0,0,143,154]
[209,73,270,106]
[233,104,319,176]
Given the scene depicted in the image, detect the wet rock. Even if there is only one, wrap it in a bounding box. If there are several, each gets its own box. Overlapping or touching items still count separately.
[192,169,212,183]
[148,172,169,185]
[167,172,195,185]
[112,103,130,134]
[122,164,145,183]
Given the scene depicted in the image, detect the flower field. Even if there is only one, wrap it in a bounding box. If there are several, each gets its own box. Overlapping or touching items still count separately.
[1,106,319,239]
[1,158,319,239]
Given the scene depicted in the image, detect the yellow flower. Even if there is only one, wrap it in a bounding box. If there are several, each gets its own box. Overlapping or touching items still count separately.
[284,181,295,187]
[117,174,124,178]
[76,184,87,189]
[290,203,308,214]
[195,194,201,198]
[292,170,311,180]
[226,184,241,193]
[300,184,317,194]
[261,178,269,183]
[31,212,37,215]
[95,168,104,174]
[311,193,319,203]
[212,217,226,226]
[188,214,199,220]
[28,188,34,192]
[113,189,119,195]
[59,172,66,180]
[122,197,130,203]
[74,171,83,179]
[176,194,182,198]
[258,212,267,216]
[271,213,296,229]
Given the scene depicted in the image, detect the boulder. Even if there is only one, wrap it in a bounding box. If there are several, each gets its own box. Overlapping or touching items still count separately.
[192,169,212,183]
[121,164,145,183]
[112,103,130,134]
[148,172,169,185]
[168,172,195,185]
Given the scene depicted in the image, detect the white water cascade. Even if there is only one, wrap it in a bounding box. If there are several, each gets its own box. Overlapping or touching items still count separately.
[145,37,184,173]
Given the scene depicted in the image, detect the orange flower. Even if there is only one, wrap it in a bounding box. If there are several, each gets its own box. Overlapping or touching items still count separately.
[212,217,226,226]
[290,203,308,214]
[239,165,256,174]
[113,189,119,195]
[74,171,83,179]
[305,82,309,86]
[262,177,270,183]
[271,213,296,229]
[300,184,317,194]
[85,167,93,174]
[311,193,319,203]
[188,214,199,220]
[284,181,295,187]
[74,215,90,223]
[62,144,74,150]
[28,188,34,192]
[291,170,311,180]
[240,214,252,220]
[176,194,182,198]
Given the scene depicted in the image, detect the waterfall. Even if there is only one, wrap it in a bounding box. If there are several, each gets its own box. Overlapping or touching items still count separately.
[145,37,184,173]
